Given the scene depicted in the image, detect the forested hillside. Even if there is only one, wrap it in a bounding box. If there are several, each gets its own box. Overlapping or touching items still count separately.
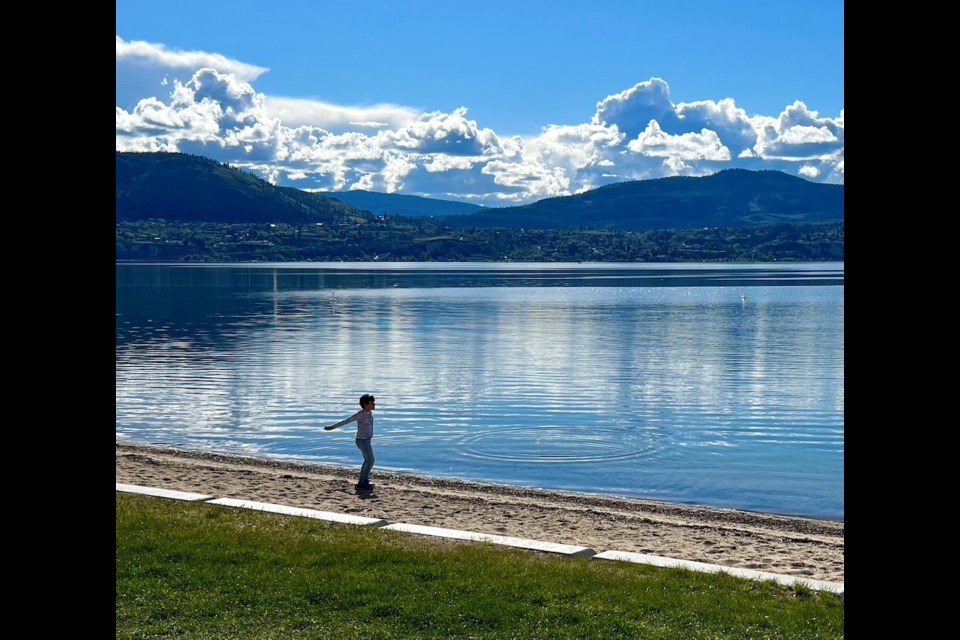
[116,152,844,262]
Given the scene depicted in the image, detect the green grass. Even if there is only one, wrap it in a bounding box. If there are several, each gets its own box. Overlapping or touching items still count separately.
[116,494,843,639]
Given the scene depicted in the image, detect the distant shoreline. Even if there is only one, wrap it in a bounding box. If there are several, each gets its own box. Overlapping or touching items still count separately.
[116,217,843,263]
[115,258,845,265]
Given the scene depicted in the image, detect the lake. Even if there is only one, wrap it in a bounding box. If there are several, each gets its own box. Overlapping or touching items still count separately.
[116,262,844,520]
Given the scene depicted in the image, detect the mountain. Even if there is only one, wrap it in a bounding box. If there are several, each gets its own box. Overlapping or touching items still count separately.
[442,169,844,231]
[117,152,842,232]
[116,152,369,224]
[326,190,485,217]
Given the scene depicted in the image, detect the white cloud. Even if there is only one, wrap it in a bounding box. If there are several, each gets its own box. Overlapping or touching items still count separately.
[627,120,732,161]
[351,174,376,191]
[822,154,844,184]
[459,122,627,203]
[381,153,418,192]
[116,39,844,206]
[424,155,479,172]
[779,125,837,145]
[263,96,418,133]
[752,101,843,159]
[528,123,624,168]
[116,36,267,80]
[585,79,845,185]
[746,101,844,181]
[676,98,757,156]
[593,78,680,137]
[116,36,268,111]
[377,108,501,156]
[481,159,572,201]
[663,157,691,175]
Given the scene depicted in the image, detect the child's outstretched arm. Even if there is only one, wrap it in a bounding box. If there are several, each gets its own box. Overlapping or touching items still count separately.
[324,411,361,431]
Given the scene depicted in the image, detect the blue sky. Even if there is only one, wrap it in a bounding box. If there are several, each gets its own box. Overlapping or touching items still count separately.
[116,0,844,207]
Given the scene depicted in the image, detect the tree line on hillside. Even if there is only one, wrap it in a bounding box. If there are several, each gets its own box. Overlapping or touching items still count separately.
[116,219,844,263]
[117,153,843,232]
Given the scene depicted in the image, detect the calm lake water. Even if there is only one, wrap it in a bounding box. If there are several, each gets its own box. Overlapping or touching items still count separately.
[116,262,844,520]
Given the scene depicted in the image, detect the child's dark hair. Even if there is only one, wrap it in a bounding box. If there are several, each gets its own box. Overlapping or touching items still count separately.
[360,394,375,408]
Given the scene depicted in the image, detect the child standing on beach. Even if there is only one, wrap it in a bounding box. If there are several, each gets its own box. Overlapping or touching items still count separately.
[324,394,376,490]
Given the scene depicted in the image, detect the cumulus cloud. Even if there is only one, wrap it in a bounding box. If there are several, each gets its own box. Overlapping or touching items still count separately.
[116,36,268,111]
[116,37,844,206]
[424,155,480,172]
[593,78,681,138]
[752,101,843,159]
[676,98,757,157]
[488,123,625,198]
[376,108,501,156]
[627,121,732,161]
[117,67,283,164]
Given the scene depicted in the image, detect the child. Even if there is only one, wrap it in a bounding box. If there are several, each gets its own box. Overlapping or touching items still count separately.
[324,394,377,490]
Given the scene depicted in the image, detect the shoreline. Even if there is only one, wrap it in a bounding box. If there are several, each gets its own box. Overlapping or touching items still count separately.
[116,442,844,584]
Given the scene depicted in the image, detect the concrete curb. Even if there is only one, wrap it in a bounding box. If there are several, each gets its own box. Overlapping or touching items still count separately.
[383,522,596,557]
[207,497,388,526]
[592,550,844,596]
[117,484,843,594]
[116,482,214,502]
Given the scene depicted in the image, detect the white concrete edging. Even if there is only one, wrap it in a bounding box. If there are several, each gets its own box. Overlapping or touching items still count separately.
[592,550,844,596]
[384,522,596,557]
[207,497,388,526]
[116,482,214,502]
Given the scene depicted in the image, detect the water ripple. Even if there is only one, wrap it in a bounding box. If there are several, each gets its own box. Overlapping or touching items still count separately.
[459,426,659,464]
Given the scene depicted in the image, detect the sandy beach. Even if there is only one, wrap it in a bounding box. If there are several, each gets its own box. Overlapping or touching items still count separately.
[116,442,843,584]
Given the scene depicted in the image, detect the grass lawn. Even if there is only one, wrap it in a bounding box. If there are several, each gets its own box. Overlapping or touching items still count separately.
[116,493,843,639]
